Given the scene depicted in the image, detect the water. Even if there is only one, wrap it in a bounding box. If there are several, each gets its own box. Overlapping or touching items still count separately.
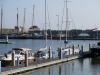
[0,39,99,75]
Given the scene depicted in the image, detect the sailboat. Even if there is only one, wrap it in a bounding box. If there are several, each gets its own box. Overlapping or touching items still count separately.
[59,0,80,56]
[34,0,50,60]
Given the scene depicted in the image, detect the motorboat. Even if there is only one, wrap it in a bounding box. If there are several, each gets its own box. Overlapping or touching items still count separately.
[0,48,35,67]
[90,42,100,57]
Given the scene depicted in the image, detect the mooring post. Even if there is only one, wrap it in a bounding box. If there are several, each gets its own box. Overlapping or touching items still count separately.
[49,46,52,59]
[72,45,74,55]
[69,49,70,55]
[81,45,84,55]
[17,56,20,66]
[0,61,1,72]
[89,43,91,51]
[12,50,15,66]
[59,47,62,59]
[25,51,28,67]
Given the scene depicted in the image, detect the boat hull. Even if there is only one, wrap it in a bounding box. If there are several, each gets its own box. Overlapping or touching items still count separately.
[90,48,100,57]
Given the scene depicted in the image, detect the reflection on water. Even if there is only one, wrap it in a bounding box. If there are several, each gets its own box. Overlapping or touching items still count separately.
[17,58,100,75]
[91,58,100,64]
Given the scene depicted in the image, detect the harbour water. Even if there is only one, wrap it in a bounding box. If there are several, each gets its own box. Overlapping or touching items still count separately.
[0,39,99,75]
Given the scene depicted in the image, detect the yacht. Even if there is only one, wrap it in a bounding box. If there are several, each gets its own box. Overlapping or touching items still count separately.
[0,48,35,67]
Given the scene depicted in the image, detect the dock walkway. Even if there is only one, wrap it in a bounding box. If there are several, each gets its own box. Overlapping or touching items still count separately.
[0,54,80,75]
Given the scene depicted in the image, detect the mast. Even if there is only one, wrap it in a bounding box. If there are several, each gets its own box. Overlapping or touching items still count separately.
[17,7,18,34]
[32,5,35,27]
[45,0,47,48]
[23,8,26,32]
[65,0,68,48]
[1,5,3,35]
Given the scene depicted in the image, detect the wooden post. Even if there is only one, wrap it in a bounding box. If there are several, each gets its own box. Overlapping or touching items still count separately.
[72,45,74,55]
[81,45,84,54]
[25,51,28,67]
[17,56,20,66]
[78,44,79,47]
[12,50,15,66]
[49,46,52,59]
[89,43,91,51]
[59,47,62,59]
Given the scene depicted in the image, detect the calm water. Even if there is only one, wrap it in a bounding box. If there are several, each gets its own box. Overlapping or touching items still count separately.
[0,39,99,75]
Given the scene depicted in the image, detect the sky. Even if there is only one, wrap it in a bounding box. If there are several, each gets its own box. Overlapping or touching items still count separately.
[0,0,100,30]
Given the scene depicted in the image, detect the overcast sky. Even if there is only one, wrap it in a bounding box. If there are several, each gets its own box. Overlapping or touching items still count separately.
[0,0,100,30]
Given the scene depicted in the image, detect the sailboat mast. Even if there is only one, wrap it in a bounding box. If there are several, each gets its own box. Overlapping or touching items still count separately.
[65,0,68,47]
[23,8,26,32]
[45,0,47,47]
[32,5,35,27]
[17,8,18,34]
[1,5,3,35]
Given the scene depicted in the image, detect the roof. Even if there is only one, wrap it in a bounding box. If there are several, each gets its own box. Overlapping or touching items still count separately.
[12,48,32,51]
[78,33,90,36]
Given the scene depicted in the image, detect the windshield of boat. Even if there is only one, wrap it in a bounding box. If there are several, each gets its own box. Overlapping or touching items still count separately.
[7,50,12,54]
[7,50,22,54]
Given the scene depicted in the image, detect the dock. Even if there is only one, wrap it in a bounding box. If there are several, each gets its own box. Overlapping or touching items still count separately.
[0,51,90,75]
[0,41,12,44]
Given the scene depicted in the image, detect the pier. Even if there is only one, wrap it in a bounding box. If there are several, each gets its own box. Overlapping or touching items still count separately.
[0,51,90,75]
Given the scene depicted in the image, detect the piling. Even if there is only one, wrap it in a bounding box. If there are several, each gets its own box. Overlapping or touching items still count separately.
[69,49,70,55]
[0,61,1,72]
[12,50,15,66]
[72,45,74,55]
[17,56,20,66]
[25,51,28,67]
[49,46,52,59]
[89,43,91,51]
[59,47,62,59]
[81,45,84,55]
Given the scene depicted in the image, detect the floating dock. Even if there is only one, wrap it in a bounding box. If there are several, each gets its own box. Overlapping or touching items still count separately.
[0,41,12,44]
[0,51,90,75]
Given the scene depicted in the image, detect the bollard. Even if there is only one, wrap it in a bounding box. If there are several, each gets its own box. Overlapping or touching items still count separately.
[72,45,74,55]
[0,61,1,72]
[49,46,52,59]
[69,49,70,55]
[17,56,20,66]
[25,51,28,67]
[89,43,91,51]
[12,50,15,66]
[59,47,62,59]
[81,45,84,55]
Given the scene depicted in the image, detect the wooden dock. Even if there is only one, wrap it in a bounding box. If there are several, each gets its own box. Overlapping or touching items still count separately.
[0,51,90,75]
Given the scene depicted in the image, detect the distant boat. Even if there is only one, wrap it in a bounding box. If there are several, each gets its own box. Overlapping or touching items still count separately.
[0,48,35,67]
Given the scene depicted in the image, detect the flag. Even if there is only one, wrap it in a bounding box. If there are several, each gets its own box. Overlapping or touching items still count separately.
[92,28,97,31]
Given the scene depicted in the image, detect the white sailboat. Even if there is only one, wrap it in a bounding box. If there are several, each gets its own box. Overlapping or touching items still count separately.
[34,0,49,60]
[60,0,80,56]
